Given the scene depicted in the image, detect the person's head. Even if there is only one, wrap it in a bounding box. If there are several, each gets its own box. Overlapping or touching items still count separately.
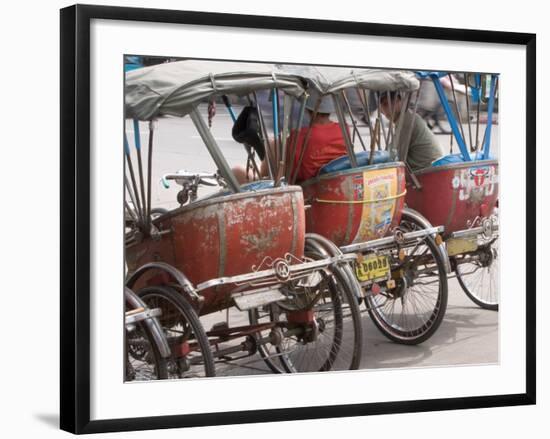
[305,89,334,123]
[379,91,403,122]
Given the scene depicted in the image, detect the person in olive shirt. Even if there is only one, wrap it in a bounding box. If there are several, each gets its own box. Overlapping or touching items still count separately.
[379,92,443,171]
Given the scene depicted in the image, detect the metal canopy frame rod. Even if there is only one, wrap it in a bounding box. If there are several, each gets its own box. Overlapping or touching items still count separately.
[463,73,474,151]
[221,95,237,123]
[482,74,498,160]
[189,106,241,193]
[448,74,467,150]
[124,132,144,223]
[341,91,367,152]
[277,93,293,186]
[355,88,375,145]
[133,119,149,217]
[332,93,358,168]
[474,74,482,152]
[146,121,154,226]
[253,91,276,181]
[291,96,321,184]
[271,88,280,165]
[286,93,307,181]
[428,74,471,161]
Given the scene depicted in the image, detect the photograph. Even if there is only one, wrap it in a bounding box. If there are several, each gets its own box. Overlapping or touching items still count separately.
[123,58,500,381]
[1,0,544,437]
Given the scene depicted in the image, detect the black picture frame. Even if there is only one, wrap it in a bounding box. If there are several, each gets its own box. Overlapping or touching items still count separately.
[60,4,536,434]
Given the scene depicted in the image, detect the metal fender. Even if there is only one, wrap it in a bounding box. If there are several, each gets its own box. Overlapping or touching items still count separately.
[125,287,171,358]
[126,261,203,306]
[305,233,364,299]
[402,207,451,274]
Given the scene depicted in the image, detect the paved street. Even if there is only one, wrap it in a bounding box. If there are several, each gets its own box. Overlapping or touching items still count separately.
[126,103,499,376]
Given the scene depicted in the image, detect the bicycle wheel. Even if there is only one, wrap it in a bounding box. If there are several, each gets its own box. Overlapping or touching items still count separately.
[250,251,362,372]
[125,288,168,381]
[455,239,499,311]
[365,211,448,345]
[125,322,168,381]
[137,285,216,378]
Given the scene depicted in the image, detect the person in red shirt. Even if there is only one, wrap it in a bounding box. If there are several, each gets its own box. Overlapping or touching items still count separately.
[233,90,347,184]
[288,94,347,182]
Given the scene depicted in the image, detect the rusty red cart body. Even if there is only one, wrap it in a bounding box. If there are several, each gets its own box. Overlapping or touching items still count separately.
[302,163,406,246]
[406,160,498,236]
[126,186,306,316]
[278,66,450,345]
[124,60,364,379]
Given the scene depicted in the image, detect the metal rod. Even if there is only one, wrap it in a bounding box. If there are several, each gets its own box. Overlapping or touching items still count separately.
[133,119,148,221]
[332,93,358,168]
[448,74,467,150]
[253,91,275,180]
[196,253,356,291]
[124,132,144,223]
[387,91,395,144]
[399,89,419,164]
[277,93,293,186]
[291,96,321,184]
[271,88,280,165]
[124,175,139,217]
[474,74,482,152]
[340,226,444,254]
[376,92,389,149]
[482,75,498,160]
[286,93,307,181]
[221,95,237,123]
[146,121,154,226]
[124,199,140,224]
[356,89,375,144]
[430,75,470,160]
[369,119,380,165]
[391,88,413,162]
[189,106,241,193]
[450,224,498,239]
[464,73,474,151]
[341,91,367,152]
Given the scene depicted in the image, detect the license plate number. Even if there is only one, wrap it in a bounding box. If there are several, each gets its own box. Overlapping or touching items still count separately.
[355,254,390,282]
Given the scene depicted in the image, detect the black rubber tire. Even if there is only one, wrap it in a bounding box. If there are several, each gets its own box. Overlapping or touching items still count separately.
[249,250,363,372]
[455,241,499,311]
[125,321,168,381]
[365,212,448,345]
[137,285,216,378]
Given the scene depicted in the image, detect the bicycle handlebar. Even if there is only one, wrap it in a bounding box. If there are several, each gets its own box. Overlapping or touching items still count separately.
[161,170,220,189]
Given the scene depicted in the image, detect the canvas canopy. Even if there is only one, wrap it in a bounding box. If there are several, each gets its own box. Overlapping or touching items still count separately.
[277,65,419,94]
[125,60,308,120]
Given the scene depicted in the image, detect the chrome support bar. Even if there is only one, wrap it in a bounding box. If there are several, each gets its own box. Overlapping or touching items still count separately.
[450,223,498,240]
[196,253,357,292]
[190,106,241,193]
[340,226,444,254]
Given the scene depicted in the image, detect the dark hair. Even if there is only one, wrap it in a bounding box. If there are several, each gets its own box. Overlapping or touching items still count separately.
[231,106,266,160]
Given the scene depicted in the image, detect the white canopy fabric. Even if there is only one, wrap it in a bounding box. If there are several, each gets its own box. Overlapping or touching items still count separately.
[277,65,419,94]
[125,60,308,120]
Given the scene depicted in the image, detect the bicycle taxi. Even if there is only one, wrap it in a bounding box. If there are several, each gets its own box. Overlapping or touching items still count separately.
[405,71,499,310]
[123,60,363,378]
[276,66,449,345]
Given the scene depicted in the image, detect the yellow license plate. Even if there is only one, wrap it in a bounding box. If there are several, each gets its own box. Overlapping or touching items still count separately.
[446,238,478,257]
[355,254,390,282]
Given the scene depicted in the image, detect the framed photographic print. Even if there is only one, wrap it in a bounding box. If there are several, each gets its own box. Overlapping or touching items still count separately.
[60,4,536,434]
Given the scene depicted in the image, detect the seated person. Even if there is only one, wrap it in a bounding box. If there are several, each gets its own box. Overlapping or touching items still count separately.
[233,90,348,184]
[289,92,348,182]
[379,91,443,171]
